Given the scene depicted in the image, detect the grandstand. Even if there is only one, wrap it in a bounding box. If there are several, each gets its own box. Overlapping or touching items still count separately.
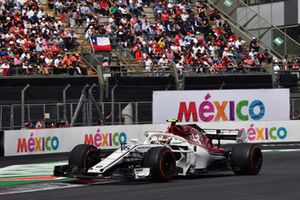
[0,0,299,129]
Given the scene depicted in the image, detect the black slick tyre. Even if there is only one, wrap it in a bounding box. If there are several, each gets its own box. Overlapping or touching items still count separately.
[231,143,263,175]
[143,147,176,182]
[68,144,100,172]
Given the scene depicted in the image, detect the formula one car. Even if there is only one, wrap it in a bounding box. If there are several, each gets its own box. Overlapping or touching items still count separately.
[54,120,263,181]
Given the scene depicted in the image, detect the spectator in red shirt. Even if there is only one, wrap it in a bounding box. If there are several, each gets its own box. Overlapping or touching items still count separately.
[99,0,109,16]
[134,47,143,62]
[161,10,170,29]
[62,54,72,67]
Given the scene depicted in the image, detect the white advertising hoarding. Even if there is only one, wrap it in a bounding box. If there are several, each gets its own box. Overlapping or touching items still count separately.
[153,89,290,124]
[4,124,167,156]
[4,120,300,156]
[199,121,297,144]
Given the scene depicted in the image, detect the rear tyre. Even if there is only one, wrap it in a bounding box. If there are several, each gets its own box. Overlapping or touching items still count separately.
[68,144,100,173]
[231,143,263,175]
[143,147,176,182]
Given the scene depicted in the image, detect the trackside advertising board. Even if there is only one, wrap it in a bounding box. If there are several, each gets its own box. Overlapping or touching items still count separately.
[152,89,290,124]
[4,124,167,156]
[3,120,300,156]
[201,121,298,144]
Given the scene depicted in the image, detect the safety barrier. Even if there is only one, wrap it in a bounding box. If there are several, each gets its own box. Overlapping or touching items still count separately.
[2,120,300,156]
[0,131,3,156]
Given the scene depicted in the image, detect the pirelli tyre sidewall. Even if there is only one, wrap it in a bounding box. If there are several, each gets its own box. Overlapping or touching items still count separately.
[68,144,99,172]
[231,143,263,175]
[143,146,176,182]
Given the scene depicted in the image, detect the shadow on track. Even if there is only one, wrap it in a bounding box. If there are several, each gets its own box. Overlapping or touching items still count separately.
[62,171,236,186]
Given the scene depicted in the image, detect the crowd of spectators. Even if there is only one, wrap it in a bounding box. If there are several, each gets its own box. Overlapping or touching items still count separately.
[1,0,298,77]
[291,111,300,120]
[0,0,88,76]
[23,119,68,129]
[54,0,278,74]
[280,55,300,71]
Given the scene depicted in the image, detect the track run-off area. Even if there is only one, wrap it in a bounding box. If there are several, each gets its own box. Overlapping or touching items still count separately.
[0,147,300,200]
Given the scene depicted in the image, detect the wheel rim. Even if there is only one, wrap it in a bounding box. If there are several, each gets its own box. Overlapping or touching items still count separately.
[254,151,262,170]
[251,147,263,173]
[160,151,175,179]
[83,149,97,170]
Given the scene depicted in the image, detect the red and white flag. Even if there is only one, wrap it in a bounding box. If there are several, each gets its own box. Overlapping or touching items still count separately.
[90,36,112,51]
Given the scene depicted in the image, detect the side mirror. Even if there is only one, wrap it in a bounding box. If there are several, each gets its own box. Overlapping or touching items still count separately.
[131,138,139,145]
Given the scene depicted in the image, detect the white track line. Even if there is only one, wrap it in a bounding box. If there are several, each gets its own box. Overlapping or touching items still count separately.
[262,149,300,152]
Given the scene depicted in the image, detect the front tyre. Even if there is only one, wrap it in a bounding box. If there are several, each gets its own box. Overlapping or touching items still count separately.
[143,147,176,182]
[231,143,263,175]
[68,144,100,173]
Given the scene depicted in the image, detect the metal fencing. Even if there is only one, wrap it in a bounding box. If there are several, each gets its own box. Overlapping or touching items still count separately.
[290,98,300,117]
[0,101,152,130]
[1,99,300,130]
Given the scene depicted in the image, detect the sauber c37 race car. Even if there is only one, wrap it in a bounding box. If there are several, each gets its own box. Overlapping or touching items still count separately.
[54,120,263,181]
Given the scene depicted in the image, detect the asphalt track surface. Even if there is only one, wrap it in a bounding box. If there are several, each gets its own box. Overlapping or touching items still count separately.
[1,150,300,200]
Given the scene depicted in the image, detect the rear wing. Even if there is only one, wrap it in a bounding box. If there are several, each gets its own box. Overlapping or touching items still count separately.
[185,123,247,143]
[204,129,248,145]
[167,121,248,146]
